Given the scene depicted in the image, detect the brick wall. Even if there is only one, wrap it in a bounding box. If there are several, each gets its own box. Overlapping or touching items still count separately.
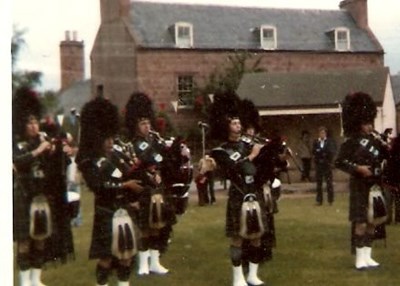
[91,23,384,139]
[132,49,383,131]
[60,33,85,90]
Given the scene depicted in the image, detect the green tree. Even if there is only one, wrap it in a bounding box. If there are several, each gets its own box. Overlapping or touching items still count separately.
[193,52,264,117]
[11,25,42,94]
[12,26,60,115]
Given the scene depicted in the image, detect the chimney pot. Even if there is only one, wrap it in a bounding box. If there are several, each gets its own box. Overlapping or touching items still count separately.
[65,30,70,41]
[72,31,78,41]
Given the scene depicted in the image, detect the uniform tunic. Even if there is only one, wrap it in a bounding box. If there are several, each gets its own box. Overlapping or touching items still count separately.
[130,135,176,230]
[13,133,74,263]
[212,138,267,237]
[78,147,139,259]
[335,134,387,222]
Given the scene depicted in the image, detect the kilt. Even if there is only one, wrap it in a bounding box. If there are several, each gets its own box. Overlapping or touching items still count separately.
[349,177,370,223]
[13,181,33,241]
[225,185,268,238]
[136,187,177,231]
[14,179,75,264]
[89,204,137,259]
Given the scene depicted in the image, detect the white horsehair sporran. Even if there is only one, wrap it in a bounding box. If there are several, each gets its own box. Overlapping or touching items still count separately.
[111,208,137,260]
[239,193,265,240]
[149,193,167,229]
[263,183,273,214]
[29,194,52,240]
[367,184,388,225]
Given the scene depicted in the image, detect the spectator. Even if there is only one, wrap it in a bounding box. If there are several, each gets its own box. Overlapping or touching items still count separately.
[312,126,336,205]
[297,130,312,182]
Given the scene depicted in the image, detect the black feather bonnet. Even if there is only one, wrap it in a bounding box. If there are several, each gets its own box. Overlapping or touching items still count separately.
[208,91,259,141]
[239,99,261,134]
[77,96,119,160]
[341,92,377,136]
[12,87,42,138]
[125,92,155,137]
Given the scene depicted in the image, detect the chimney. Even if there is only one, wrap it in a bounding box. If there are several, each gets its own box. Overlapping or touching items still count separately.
[339,0,368,29]
[100,0,130,23]
[60,30,85,90]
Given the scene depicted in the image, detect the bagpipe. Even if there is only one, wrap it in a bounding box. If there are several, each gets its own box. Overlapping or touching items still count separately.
[350,130,389,176]
[242,133,302,185]
[152,130,193,215]
[114,131,193,215]
[353,130,391,225]
[42,111,83,220]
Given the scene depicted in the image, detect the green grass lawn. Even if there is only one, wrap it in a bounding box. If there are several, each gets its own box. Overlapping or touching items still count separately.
[15,188,400,285]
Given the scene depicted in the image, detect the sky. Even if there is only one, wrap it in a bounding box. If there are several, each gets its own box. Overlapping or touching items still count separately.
[10,0,400,92]
[3,1,400,282]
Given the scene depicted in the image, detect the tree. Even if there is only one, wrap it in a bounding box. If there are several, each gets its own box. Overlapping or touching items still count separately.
[11,25,42,94]
[193,52,264,117]
[11,26,60,115]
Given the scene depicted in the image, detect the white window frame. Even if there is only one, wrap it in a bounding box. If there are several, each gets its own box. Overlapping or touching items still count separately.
[177,75,194,108]
[175,22,193,48]
[260,25,277,50]
[335,27,350,51]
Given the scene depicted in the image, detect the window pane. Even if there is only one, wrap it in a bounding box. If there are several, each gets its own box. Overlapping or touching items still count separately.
[178,76,194,106]
[337,31,347,40]
[336,30,348,50]
[263,28,274,39]
[178,26,190,38]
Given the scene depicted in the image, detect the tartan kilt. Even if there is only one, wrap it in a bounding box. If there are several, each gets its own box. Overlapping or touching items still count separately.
[14,179,75,264]
[349,178,370,223]
[136,187,177,231]
[13,182,32,241]
[225,185,268,238]
[89,204,137,259]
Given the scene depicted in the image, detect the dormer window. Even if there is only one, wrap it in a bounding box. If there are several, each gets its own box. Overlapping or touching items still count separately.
[175,22,193,48]
[335,27,350,51]
[260,25,277,50]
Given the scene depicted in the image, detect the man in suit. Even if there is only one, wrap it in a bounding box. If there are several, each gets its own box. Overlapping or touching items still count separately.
[312,126,336,205]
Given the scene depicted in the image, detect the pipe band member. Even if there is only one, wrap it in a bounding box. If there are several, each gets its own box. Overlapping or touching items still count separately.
[125,92,176,276]
[13,87,75,286]
[335,92,390,271]
[76,96,143,286]
[209,92,268,286]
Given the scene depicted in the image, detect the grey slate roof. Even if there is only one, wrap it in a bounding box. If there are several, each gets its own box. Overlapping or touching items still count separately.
[129,1,380,52]
[57,79,92,115]
[236,68,389,109]
[391,75,400,106]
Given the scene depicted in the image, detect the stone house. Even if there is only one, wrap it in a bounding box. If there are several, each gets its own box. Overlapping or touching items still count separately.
[391,74,400,134]
[237,67,397,146]
[88,0,387,138]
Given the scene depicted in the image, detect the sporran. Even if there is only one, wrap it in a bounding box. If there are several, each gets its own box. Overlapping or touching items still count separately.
[29,194,52,240]
[111,208,137,260]
[149,193,167,229]
[367,184,388,225]
[263,184,273,214]
[239,193,265,240]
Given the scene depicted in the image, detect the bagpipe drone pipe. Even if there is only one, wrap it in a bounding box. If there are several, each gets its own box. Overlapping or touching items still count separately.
[37,129,77,222]
[350,131,389,182]
[158,134,193,215]
[245,134,301,186]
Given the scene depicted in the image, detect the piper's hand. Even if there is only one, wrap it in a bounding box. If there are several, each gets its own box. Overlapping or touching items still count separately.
[154,173,162,185]
[278,153,288,162]
[32,141,52,157]
[355,165,373,177]
[124,179,144,192]
[62,144,74,156]
[248,143,263,161]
